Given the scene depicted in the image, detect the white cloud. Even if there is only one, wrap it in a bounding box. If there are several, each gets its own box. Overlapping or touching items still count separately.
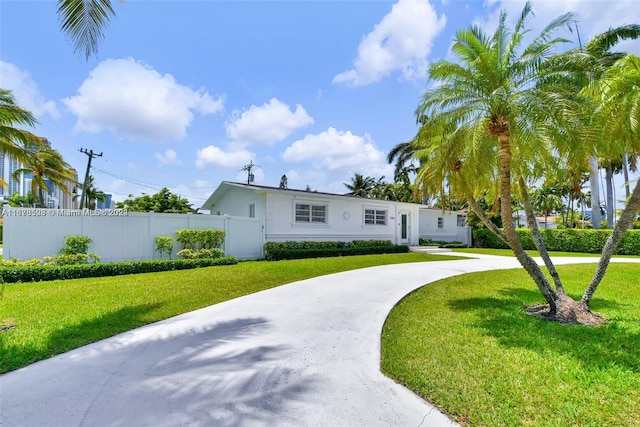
[333,0,446,87]
[482,1,640,56]
[63,58,224,142]
[154,149,182,167]
[0,61,60,119]
[282,127,387,171]
[195,145,255,169]
[225,98,313,146]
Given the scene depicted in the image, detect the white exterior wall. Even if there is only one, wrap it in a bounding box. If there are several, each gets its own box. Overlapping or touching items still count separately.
[419,208,471,245]
[3,209,264,261]
[264,192,420,245]
[207,186,267,219]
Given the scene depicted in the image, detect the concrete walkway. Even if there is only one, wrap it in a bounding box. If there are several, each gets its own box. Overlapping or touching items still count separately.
[1,255,636,426]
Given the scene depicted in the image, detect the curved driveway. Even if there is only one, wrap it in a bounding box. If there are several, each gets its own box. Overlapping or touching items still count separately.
[1,255,636,426]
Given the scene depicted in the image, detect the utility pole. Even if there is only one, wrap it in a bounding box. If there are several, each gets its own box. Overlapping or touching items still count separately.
[79,148,103,209]
[240,161,257,184]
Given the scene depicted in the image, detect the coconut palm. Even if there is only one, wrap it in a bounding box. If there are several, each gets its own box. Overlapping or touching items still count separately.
[414,2,607,323]
[12,145,75,207]
[344,173,375,198]
[57,0,122,59]
[0,89,43,188]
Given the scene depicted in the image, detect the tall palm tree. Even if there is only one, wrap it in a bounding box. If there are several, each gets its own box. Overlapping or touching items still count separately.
[57,0,122,59]
[415,2,604,323]
[344,173,375,198]
[582,53,640,306]
[0,89,43,188]
[558,24,640,228]
[12,144,75,207]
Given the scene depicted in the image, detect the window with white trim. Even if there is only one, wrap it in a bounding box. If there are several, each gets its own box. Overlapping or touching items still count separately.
[364,208,387,225]
[249,203,255,218]
[437,217,444,229]
[295,203,327,223]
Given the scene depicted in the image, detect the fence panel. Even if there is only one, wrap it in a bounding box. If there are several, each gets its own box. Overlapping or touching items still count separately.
[3,209,264,261]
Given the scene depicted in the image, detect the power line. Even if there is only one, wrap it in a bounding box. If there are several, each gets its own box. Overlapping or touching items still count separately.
[91,167,214,201]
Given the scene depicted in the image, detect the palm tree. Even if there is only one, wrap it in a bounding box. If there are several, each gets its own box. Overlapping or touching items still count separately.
[74,175,106,210]
[344,173,375,198]
[0,89,43,188]
[581,53,640,306]
[560,24,640,228]
[57,0,122,59]
[415,2,606,323]
[12,144,75,207]
[531,186,564,229]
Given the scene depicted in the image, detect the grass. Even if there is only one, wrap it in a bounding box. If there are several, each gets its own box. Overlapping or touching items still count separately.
[452,247,640,258]
[381,263,640,427]
[0,252,461,373]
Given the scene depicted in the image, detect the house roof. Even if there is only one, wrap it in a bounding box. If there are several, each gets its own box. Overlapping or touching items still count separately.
[201,181,465,213]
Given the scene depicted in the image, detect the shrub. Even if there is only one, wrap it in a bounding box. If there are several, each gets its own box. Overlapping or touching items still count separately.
[175,229,198,250]
[198,230,225,249]
[177,248,196,259]
[177,248,225,259]
[176,229,225,250]
[263,240,408,261]
[154,236,174,259]
[472,228,640,255]
[60,235,92,255]
[419,238,468,248]
[0,257,238,283]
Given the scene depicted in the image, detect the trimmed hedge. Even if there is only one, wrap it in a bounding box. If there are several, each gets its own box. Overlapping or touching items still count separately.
[264,240,409,261]
[472,228,640,255]
[419,238,468,248]
[0,256,238,283]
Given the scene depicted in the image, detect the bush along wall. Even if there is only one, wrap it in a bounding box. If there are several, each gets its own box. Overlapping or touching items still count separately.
[472,228,640,255]
[0,257,238,283]
[263,240,410,261]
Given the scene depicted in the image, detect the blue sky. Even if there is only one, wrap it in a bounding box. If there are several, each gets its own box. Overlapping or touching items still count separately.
[1,0,639,209]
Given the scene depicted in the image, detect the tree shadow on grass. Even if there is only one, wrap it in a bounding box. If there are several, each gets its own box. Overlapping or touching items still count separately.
[448,287,640,373]
[0,302,163,373]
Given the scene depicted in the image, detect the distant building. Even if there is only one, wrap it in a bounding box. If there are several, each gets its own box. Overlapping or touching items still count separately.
[0,137,78,209]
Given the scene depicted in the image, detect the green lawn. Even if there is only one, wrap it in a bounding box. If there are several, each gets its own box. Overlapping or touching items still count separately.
[0,252,460,373]
[381,263,640,427]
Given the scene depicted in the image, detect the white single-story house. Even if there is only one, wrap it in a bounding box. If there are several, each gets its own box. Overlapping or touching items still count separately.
[201,181,470,246]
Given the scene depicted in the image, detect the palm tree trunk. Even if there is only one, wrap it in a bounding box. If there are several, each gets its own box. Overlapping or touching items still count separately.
[589,157,601,228]
[465,195,508,244]
[519,178,565,294]
[606,165,614,228]
[497,135,557,309]
[582,177,640,306]
[623,154,630,199]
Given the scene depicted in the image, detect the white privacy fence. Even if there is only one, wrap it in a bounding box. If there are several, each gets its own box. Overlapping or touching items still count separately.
[3,209,265,261]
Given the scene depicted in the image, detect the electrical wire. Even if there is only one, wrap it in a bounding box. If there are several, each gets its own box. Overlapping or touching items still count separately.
[91,166,215,201]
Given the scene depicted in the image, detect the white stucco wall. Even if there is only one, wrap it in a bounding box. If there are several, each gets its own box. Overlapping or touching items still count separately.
[419,208,468,243]
[264,192,420,245]
[206,186,267,219]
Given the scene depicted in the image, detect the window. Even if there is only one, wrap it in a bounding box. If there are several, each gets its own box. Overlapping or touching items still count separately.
[364,208,387,225]
[437,217,444,229]
[457,214,466,227]
[249,203,255,218]
[295,203,326,223]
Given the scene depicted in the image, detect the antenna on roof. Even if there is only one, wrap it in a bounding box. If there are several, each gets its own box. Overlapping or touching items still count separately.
[240,160,258,184]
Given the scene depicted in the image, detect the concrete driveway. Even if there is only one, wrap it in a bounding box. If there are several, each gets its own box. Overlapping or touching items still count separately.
[1,255,633,426]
